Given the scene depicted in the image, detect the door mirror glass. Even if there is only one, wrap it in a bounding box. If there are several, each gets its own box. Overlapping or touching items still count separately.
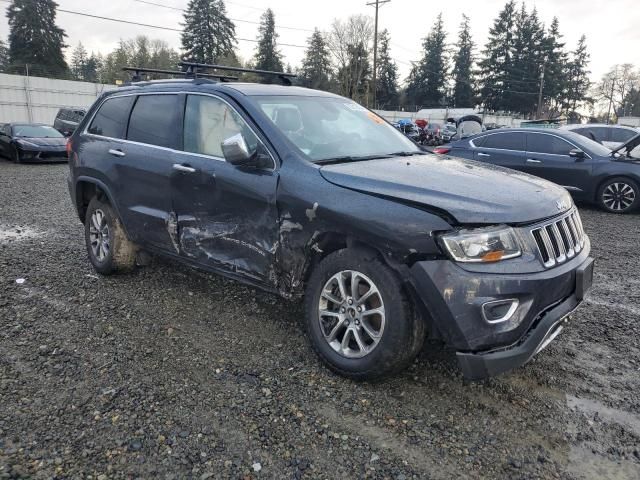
[569,148,585,160]
[222,133,253,165]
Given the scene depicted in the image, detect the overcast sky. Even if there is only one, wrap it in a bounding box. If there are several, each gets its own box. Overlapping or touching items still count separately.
[0,0,638,83]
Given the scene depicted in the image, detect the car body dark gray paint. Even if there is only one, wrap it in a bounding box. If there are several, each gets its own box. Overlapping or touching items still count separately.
[0,123,68,163]
[446,128,640,205]
[67,80,593,379]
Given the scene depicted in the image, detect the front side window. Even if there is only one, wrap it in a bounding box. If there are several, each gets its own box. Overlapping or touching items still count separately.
[184,95,258,158]
[481,132,525,151]
[88,96,136,139]
[252,96,420,162]
[127,95,179,148]
[527,134,574,155]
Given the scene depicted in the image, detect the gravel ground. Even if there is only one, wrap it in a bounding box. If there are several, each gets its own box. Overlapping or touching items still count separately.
[0,160,639,480]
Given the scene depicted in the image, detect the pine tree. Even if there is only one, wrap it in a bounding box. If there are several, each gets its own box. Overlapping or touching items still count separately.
[181,0,236,64]
[542,17,568,115]
[478,0,516,112]
[254,8,284,80]
[341,41,371,103]
[71,42,88,80]
[375,29,399,109]
[565,35,591,118]
[83,53,102,83]
[6,0,69,77]
[451,15,475,108]
[406,13,448,108]
[0,40,8,72]
[300,29,332,91]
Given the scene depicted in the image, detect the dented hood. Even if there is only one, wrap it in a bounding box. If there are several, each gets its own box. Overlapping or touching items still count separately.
[319,155,572,224]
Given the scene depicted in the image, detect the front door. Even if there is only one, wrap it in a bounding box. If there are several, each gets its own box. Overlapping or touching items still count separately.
[171,93,280,286]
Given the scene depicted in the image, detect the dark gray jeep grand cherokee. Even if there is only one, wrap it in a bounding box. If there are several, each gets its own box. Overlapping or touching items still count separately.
[67,67,594,381]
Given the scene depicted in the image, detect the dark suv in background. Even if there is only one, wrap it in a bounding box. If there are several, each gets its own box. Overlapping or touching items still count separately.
[54,108,86,136]
[66,64,594,381]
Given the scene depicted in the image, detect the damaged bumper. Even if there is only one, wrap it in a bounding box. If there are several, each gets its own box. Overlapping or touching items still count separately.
[409,240,594,380]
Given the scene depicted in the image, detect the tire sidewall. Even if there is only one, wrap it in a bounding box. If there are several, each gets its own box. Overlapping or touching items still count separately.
[598,177,639,214]
[85,198,116,274]
[305,249,413,378]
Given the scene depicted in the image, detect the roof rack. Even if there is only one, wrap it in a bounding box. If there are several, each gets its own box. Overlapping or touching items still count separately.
[122,67,238,83]
[179,62,297,86]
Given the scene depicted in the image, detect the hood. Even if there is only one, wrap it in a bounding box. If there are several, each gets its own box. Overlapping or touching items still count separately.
[319,155,573,224]
[16,137,67,148]
[611,132,640,157]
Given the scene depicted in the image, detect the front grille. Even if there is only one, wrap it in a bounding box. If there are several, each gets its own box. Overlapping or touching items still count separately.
[531,209,585,268]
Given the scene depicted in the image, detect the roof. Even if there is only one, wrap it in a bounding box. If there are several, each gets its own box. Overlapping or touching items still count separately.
[561,123,639,130]
[221,83,341,98]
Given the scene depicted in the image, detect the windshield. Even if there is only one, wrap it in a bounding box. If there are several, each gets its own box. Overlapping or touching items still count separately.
[253,96,421,162]
[13,125,63,138]
[570,133,619,157]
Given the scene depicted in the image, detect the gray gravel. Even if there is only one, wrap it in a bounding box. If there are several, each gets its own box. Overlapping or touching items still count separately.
[1,160,639,479]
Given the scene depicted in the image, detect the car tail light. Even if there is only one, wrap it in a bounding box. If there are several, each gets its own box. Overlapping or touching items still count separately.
[66,138,72,157]
[433,147,451,154]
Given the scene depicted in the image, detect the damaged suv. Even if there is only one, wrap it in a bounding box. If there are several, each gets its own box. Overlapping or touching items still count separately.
[67,66,594,380]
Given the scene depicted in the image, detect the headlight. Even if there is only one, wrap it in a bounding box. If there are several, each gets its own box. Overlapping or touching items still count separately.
[440,226,522,263]
[16,139,39,148]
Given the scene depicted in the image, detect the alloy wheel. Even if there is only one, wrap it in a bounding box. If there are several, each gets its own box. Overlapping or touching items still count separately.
[89,209,110,262]
[602,182,636,211]
[318,270,386,359]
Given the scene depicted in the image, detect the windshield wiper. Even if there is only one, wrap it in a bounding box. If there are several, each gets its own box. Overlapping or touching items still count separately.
[315,154,393,165]
[389,151,426,157]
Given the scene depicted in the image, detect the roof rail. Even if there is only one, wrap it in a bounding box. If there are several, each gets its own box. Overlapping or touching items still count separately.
[122,67,238,83]
[179,62,297,86]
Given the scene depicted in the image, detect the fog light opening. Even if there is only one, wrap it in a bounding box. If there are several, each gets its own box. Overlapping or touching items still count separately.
[482,299,519,324]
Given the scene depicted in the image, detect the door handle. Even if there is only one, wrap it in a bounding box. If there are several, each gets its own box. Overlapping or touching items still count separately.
[172,163,197,174]
[477,152,491,157]
[526,158,542,164]
[108,149,126,157]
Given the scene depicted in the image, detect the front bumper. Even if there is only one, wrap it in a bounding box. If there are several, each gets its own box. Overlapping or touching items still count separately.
[18,147,68,163]
[409,242,594,380]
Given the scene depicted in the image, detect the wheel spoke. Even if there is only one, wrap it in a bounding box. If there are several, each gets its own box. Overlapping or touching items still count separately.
[336,273,347,301]
[361,319,382,339]
[356,287,376,306]
[361,307,384,317]
[341,329,352,351]
[325,321,343,341]
[352,328,367,352]
[351,272,362,301]
[322,291,342,305]
[319,309,341,318]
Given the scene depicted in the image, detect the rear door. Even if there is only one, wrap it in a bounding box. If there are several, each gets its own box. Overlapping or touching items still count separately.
[472,131,527,170]
[523,132,593,197]
[170,93,280,285]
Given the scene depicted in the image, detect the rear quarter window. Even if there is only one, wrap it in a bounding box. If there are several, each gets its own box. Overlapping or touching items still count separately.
[87,96,136,139]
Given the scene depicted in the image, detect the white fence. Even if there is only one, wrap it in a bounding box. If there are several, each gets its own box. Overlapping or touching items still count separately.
[0,73,117,124]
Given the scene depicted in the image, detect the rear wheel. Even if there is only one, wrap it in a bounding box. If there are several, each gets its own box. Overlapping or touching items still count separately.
[85,197,137,274]
[304,248,424,380]
[11,145,21,164]
[597,177,639,213]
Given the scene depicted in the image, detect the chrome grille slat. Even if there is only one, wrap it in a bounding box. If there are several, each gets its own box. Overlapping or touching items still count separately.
[530,208,586,269]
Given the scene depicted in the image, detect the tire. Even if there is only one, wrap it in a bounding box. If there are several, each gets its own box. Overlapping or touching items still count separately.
[597,177,639,214]
[12,145,21,164]
[84,196,137,275]
[304,248,424,380]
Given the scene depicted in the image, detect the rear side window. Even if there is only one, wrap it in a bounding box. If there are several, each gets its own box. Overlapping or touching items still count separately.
[527,134,574,155]
[88,96,135,139]
[482,132,525,151]
[611,128,636,143]
[127,95,179,148]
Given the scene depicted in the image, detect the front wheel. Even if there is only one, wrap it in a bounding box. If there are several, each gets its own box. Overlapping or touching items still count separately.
[12,145,21,163]
[597,177,639,213]
[304,249,424,380]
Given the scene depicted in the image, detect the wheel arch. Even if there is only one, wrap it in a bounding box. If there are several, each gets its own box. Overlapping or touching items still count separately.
[74,177,122,225]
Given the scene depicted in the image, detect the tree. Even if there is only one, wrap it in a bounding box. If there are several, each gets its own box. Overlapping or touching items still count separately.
[541,17,568,116]
[181,0,236,64]
[253,8,284,80]
[451,15,475,108]
[71,42,88,80]
[83,53,102,83]
[375,29,398,109]
[406,13,448,108]
[299,29,332,91]
[6,0,69,77]
[478,0,517,112]
[0,40,8,72]
[565,35,591,118]
[594,64,640,123]
[327,15,373,102]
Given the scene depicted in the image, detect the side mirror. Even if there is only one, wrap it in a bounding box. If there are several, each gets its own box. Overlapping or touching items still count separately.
[569,149,585,160]
[63,131,72,137]
[221,133,253,166]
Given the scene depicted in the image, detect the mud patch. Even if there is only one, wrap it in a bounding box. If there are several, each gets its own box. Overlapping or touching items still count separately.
[0,224,44,244]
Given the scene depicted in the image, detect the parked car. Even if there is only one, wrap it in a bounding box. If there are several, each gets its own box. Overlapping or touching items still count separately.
[436,128,640,213]
[0,123,68,163]
[560,123,638,150]
[441,124,457,143]
[67,66,593,381]
[54,108,87,136]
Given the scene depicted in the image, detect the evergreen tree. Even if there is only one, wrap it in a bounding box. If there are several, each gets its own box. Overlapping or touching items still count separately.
[0,40,8,72]
[451,15,475,108]
[181,0,236,64]
[71,42,88,80]
[406,13,448,108]
[300,29,332,91]
[375,29,399,109]
[565,35,591,118]
[478,0,517,111]
[339,41,371,103]
[83,53,103,83]
[542,17,568,115]
[6,0,69,77]
[254,8,284,80]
